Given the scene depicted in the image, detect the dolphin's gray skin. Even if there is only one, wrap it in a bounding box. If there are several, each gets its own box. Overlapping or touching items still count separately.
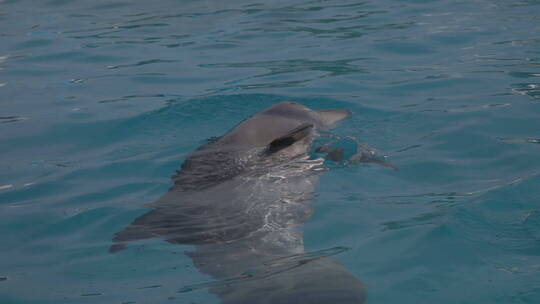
[111,102,366,303]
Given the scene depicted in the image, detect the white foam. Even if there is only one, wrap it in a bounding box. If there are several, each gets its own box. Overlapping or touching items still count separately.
[0,184,13,190]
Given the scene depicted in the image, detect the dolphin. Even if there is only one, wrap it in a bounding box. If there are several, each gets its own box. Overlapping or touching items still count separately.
[111,101,367,303]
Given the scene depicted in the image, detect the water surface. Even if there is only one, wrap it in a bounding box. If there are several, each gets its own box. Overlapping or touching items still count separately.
[1,0,540,303]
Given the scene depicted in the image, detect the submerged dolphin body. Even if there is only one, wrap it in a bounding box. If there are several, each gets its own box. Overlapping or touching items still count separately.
[111,102,366,303]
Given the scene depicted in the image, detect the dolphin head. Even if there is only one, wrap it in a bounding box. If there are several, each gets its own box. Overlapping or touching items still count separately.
[218,102,350,160]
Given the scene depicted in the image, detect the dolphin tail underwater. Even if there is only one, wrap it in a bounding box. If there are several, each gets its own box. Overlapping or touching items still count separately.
[111,101,367,303]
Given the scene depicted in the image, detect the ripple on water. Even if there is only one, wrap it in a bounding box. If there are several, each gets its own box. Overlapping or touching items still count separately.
[453,173,540,254]
[0,116,27,123]
[511,83,540,99]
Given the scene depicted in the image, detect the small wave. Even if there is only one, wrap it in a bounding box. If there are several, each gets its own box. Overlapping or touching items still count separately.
[498,137,540,144]
[0,116,28,124]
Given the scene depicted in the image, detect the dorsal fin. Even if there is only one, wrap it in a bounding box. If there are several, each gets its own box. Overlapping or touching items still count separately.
[266,123,314,154]
[316,109,351,128]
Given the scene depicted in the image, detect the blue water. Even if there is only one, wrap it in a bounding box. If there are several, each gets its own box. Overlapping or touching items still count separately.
[1,0,540,303]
